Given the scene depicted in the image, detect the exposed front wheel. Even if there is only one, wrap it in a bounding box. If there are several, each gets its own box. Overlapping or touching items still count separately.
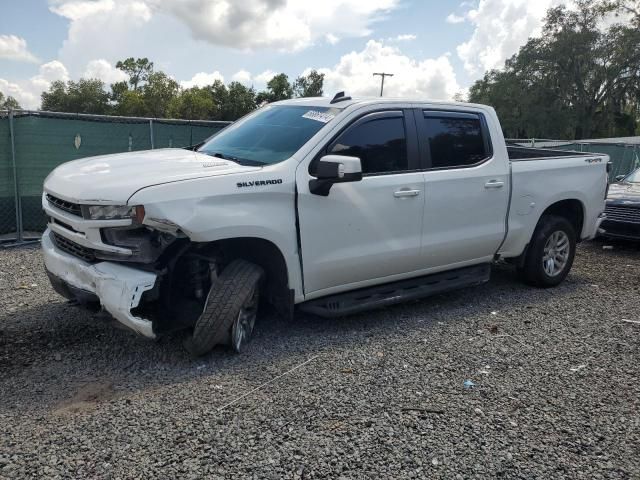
[517,215,576,288]
[184,259,264,356]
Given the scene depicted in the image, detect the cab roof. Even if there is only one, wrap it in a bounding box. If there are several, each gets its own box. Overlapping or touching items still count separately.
[271,95,491,112]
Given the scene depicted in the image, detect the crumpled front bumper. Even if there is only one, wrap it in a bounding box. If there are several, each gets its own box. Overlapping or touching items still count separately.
[42,228,158,339]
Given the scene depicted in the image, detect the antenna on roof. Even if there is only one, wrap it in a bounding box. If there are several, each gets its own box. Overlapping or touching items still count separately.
[330,91,352,104]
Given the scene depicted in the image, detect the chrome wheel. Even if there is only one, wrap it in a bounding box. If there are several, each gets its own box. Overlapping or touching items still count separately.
[542,230,570,277]
[231,287,259,353]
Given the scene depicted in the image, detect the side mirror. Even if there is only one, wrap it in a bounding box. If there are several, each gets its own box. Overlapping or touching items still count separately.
[309,155,363,196]
[615,174,626,182]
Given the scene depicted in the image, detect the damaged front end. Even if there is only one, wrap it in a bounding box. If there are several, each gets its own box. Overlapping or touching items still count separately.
[42,230,160,338]
[43,225,222,339]
[42,197,223,338]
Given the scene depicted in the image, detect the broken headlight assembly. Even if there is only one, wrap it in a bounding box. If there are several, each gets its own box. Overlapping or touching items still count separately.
[99,226,178,264]
[82,205,145,222]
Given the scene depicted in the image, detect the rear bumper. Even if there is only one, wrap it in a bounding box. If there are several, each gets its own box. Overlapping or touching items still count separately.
[42,228,158,338]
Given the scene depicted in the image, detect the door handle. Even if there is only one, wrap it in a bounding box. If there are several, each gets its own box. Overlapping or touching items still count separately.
[485,180,505,189]
[394,189,421,198]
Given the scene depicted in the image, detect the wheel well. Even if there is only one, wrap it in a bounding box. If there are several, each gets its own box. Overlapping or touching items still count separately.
[541,199,584,240]
[216,237,293,320]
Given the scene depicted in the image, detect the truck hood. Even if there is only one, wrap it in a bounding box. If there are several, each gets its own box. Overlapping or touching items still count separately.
[44,148,261,203]
[607,182,640,206]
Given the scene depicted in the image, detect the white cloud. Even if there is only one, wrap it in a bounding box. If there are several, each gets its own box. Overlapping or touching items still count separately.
[0,58,124,110]
[254,70,277,89]
[51,0,153,74]
[317,40,460,100]
[29,60,70,92]
[0,79,39,109]
[326,33,340,45]
[38,60,70,82]
[49,0,115,19]
[83,59,128,84]
[456,0,567,75]
[0,59,70,110]
[148,0,400,52]
[392,34,417,41]
[231,69,252,85]
[180,70,225,88]
[446,13,466,24]
[0,35,39,63]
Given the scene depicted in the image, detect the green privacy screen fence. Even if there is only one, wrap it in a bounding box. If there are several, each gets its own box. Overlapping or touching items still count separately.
[0,110,230,242]
[550,142,640,181]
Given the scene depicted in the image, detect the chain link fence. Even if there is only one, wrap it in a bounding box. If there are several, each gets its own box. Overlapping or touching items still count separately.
[0,110,231,245]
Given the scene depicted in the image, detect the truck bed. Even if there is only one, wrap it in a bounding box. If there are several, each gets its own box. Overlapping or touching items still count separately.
[498,147,608,259]
[507,145,591,161]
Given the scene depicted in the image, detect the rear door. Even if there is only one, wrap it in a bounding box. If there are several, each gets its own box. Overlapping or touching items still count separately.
[416,109,509,268]
[296,109,426,295]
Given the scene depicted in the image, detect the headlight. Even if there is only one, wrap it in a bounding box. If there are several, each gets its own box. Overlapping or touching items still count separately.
[83,205,145,222]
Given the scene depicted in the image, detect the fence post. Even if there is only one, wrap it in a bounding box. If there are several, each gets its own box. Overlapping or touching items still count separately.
[149,119,154,149]
[8,110,23,243]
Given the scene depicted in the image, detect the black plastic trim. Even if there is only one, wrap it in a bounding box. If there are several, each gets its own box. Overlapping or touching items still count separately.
[300,264,491,318]
[46,269,99,304]
[507,146,597,161]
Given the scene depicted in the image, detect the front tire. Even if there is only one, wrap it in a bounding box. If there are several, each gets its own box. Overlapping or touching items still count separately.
[184,259,264,356]
[517,215,576,288]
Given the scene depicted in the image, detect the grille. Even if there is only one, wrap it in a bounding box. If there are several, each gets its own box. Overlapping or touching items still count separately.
[47,194,82,217]
[605,204,640,224]
[52,232,96,262]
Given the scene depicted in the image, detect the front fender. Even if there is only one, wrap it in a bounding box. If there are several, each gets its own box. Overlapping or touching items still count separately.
[128,165,303,300]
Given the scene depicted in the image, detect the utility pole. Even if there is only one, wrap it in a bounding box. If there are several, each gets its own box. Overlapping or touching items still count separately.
[373,72,394,97]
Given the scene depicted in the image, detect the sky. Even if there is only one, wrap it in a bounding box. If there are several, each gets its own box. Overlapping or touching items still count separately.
[0,0,569,109]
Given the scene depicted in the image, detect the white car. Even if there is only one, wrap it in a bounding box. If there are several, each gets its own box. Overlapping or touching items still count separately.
[41,94,609,355]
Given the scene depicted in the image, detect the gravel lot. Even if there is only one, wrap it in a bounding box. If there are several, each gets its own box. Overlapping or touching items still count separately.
[1,241,639,479]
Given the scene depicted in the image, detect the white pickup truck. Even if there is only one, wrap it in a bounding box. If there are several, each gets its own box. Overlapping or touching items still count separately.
[42,94,609,355]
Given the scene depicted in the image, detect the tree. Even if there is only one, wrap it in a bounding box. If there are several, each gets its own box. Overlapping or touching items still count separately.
[41,79,111,114]
[257,73,293,104]
[116,57,154,91]
[167,86,215,120]
[600,0,640,26]
[468,0,640,139]
[113,89,147,117]
[0,92,22,110]
[34,57,271,120]
[142,72,180,118]
[207,80,229,119]
[293,70,324,97]
[222,82,256,120]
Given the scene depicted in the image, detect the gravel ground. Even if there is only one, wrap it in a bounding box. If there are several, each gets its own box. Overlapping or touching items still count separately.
[1,240,639,479]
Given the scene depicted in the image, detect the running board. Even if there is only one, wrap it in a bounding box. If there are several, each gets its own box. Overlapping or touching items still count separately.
[300,264,491,318]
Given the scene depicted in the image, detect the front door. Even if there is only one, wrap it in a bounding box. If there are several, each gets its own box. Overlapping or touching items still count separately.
[297,110,425,296]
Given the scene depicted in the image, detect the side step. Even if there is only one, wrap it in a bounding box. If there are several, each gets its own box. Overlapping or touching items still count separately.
[300,264,491,318]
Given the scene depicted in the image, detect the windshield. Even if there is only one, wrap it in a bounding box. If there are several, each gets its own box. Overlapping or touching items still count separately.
[624,168,640,183]
[198,105,341,165]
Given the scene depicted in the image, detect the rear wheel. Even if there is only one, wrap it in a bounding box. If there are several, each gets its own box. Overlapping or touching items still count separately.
[517,215,576,288]
[184,259,263,356]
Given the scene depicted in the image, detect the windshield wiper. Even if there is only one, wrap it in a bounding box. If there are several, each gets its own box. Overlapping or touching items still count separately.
[204,152,266,167]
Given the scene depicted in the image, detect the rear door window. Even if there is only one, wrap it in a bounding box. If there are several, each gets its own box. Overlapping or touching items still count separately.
[421,112,491,169]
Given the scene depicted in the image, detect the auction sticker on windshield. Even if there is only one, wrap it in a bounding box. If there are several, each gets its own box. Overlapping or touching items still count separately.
[302,110,336,123]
